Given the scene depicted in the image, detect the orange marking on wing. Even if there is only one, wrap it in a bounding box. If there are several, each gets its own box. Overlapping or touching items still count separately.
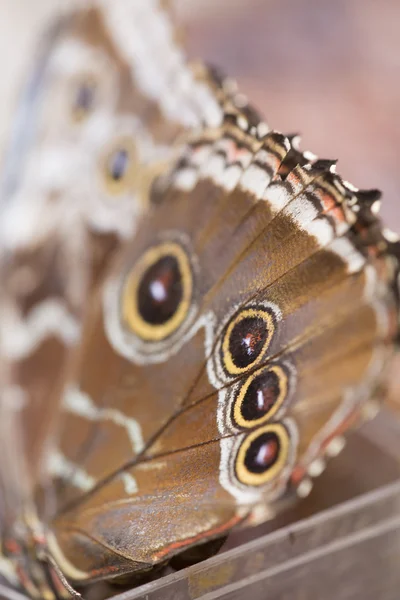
[153,515,243,561]
[88,565,120,580]
[319,190,336,213]
[224,139,250,164]
[4,539,20,555]
[290,408,362,486]
[290,465,306,485]
[330,205,346,223]
[286,171,301,188]
[317,411,361,458]
[316,189,348,224]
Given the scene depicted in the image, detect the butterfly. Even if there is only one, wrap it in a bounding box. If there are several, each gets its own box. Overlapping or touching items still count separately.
[0,1,399,599]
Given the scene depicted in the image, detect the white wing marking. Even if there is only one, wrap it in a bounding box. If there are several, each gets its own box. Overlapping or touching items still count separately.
[63,386,144,454]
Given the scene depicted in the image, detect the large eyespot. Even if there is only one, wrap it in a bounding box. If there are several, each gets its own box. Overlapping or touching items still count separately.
[121,242,193,342]
[233,365,288,429]
[235,423,290,487]
[102,138,138,195]
[71,75,97,122]
[222,307,276,376]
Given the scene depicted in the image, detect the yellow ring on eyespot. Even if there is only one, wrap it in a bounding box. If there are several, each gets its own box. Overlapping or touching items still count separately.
[122,242,193,342]
[102,137,138,195]
[233,365,288,429]
[222,308,275,376]
[235,423,290,487]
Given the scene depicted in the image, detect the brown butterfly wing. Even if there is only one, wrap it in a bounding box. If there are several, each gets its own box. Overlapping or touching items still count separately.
[1,3,399,595]
[0,2,223,484]
[44,106,399,585]
[51,108,284,494]
[0,3,224,592]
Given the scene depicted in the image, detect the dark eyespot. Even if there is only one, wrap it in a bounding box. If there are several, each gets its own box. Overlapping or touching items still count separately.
[244,431,280,474]
[102,139,137,195]
[72,78,96,121]
[138,255,182,325]
[242,371,280,420]
[229,316,268,368]
[108,149,129,182]
[233,365,288,429]
[122,242,193,341]
[222,307,276,375]
[235,423,290,486]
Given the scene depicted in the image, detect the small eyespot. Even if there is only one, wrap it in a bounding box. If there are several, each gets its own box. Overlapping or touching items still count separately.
[121,242,193,342]
[71,76,97,122]
[102,138,138,195]
[235,423,290,487]
[221,307,276,376]
[233,365,288,428]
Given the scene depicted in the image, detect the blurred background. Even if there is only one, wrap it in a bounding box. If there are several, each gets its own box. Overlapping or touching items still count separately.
[1,0,399,227]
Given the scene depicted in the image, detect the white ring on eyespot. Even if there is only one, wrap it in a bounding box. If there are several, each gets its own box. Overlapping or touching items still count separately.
[104,279,215,365]
[216,359,297,437]
[217,418,299,505]
[206,299,282,388]
[103,232,216,365]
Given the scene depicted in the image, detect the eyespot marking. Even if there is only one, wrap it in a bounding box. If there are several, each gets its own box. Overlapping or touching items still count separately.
[235,423,290,487]
[102,138,138,195]
[233,364,289,428]
[222,307,276,376]
[121,242,193,342]
[71,76,97,122]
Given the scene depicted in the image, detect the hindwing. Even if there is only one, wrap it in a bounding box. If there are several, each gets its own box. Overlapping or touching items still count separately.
[43,106,400,585]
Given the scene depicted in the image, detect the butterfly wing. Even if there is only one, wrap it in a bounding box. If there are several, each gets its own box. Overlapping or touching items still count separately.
[1,1,399,594]
[0,0,223,480]
[45,103,400,585]
[0,3,224,592]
